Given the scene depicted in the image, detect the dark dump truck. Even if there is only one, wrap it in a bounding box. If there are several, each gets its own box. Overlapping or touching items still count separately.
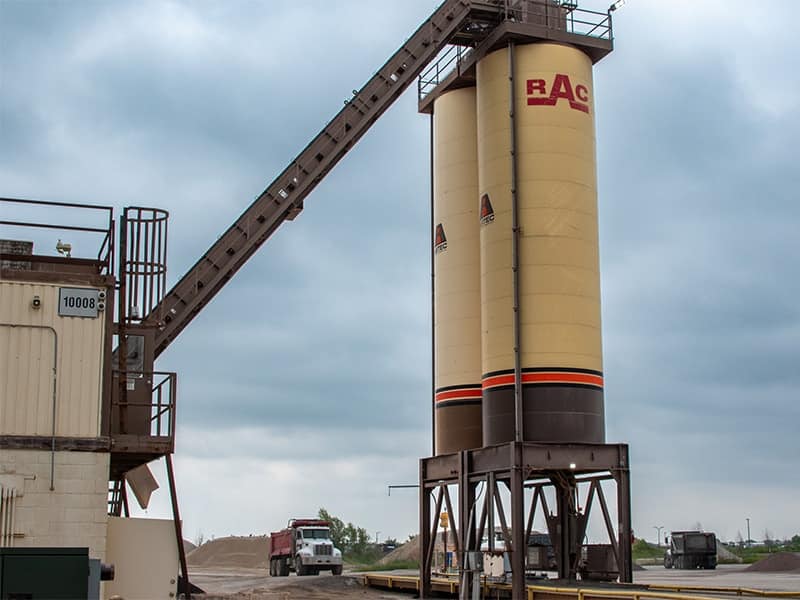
[664,531,717,569]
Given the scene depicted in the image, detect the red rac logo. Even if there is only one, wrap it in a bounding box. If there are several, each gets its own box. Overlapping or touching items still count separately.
[526,73,590,114]
[480,194,494,225]
[434,223,447,254]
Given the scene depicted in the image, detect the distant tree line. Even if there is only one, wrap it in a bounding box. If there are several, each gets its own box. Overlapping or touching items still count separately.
[318,508,371,555]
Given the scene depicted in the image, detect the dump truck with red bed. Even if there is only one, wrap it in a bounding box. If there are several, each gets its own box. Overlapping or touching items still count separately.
[269,518,343,576]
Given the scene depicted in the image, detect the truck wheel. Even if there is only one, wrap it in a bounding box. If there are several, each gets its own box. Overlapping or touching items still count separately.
[332,565,343,576]
[280,557,289,576]
[296,558,307,576]
[269,559,275,576]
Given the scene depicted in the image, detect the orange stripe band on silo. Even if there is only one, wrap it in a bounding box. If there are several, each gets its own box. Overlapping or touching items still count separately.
[482,368,603,391]
[435,384,482,408]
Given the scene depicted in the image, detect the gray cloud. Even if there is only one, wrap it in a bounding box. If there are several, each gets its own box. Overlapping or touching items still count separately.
[596,1,800,539]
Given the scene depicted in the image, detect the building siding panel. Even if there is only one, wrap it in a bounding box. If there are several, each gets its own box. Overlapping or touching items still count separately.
[0,280,105,438]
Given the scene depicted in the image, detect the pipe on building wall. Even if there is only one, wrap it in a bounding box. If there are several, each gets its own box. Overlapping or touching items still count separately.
[0,324,58,490]
[507,42,523,443]
[0,488,17,547]
[1,489,8,546]
[9,489,15,548]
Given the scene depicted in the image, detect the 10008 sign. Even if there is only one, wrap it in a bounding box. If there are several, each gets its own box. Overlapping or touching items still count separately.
[58,287,104,318]
[63,295,96,310]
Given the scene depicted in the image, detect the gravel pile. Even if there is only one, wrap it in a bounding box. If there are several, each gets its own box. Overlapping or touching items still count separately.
[717,544,743,563]
[379,536,421,565]
[187,535,271,569]
[746,552,800,573]
[378,535,446,565]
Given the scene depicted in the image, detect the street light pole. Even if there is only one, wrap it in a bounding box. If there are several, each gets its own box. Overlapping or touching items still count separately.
[653,525,665,547]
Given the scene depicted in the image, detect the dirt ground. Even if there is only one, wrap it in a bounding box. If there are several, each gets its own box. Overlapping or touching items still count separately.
[190,567,411,599]
[633,563,800,592]
[190,564,800,599]
[187,538,800,598]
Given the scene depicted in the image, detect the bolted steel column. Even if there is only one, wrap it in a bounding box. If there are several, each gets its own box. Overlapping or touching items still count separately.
[510,443,526,598]
[458,450,475,600]
[617,448,633,583]
[554,478,578,580]
[420,459,432,598]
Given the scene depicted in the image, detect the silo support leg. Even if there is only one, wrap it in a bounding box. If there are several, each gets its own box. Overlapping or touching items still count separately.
[617,468,633,583]
[510,443,526,599]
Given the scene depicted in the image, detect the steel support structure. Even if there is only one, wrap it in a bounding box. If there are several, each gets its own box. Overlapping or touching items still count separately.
[419,442,631,599]
[166,454,192,599]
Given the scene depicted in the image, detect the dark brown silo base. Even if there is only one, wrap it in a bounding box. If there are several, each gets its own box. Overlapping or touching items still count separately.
[435,401,483,455]
[482,383,605,445]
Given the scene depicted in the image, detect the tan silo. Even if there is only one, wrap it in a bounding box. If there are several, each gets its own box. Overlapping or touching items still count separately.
[478,42,604,445]
[433,86,482,454]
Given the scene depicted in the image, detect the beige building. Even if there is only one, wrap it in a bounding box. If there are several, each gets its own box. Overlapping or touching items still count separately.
[1,200,182,598]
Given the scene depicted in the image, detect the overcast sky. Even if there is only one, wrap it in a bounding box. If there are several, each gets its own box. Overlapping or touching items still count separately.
[1,0,798,546]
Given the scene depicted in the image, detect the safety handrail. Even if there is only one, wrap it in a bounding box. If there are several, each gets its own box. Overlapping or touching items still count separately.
[0,197,115,275]
[111,370,176,438]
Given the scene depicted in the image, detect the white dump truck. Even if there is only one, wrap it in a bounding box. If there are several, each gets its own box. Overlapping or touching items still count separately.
[269,519,343,576]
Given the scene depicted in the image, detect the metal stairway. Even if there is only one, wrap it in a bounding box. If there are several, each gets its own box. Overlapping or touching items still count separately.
[107,479,128,517]
[146,0,486,357]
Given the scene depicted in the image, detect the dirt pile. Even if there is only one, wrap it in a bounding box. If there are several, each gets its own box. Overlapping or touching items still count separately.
[746,552,800,573]
[716,544,743,563]
[379,538,419,565]
[187,535,271,569]
[378,536,446,565]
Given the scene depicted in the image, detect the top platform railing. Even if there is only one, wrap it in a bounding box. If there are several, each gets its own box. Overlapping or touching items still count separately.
[479,0,613,39]
[0,197,115,276]
[418,45,475,101]
[419,0,613,100]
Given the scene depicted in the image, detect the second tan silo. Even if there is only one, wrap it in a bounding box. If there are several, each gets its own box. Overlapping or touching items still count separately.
[433,86,482,454]
[478,43,605,445]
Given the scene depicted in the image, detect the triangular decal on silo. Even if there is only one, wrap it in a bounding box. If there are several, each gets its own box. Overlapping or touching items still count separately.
[434,223,447,254]
[480,194,495,225]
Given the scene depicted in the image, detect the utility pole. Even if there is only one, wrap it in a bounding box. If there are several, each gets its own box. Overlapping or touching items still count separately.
[746,518,751,547]
[376,531,381,544]
[653,525,664,547]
